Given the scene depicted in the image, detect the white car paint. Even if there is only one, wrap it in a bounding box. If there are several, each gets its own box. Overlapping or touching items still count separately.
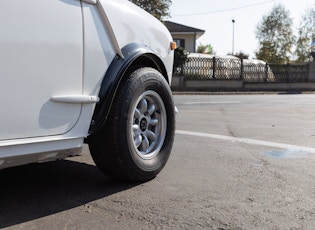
[98,0,174,83]
[0,0,174,169]
[0,0,83,140]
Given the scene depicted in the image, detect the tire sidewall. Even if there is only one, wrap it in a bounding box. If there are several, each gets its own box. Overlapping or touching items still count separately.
[120,68,175,175]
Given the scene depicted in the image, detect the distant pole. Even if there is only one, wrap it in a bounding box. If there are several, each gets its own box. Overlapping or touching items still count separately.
[232,19,235,55]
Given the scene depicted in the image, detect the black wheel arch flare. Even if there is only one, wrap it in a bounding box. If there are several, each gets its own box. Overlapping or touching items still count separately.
[88,43,169,135]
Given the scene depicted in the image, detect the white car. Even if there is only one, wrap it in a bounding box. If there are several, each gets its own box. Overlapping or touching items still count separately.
[0,0,176,182]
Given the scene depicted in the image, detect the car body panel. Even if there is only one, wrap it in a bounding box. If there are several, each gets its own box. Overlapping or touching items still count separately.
[99,0,174,83]
[0,0,83,140]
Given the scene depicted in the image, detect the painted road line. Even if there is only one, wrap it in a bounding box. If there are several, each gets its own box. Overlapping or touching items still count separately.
[176,130,315,154]
[184,101,240,105]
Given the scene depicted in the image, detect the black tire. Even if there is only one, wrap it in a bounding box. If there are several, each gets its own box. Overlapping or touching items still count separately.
[88,67,175,182]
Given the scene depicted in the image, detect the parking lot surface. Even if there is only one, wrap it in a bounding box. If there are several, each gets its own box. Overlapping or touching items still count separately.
[2,94,315,229]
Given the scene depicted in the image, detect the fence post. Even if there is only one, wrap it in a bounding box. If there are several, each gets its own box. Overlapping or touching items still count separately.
[309,62,315,82]
[286,63,290,82]
[264,62,269,82]
[240,59,243,80]
[212,56,216,79]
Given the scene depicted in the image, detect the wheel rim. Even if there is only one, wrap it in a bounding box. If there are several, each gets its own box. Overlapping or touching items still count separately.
[131,90,167,159]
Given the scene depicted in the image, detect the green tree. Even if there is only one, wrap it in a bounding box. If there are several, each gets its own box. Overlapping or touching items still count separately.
[197,43,214,54]
[295,5,315,62]
[255,4,295,64]
[233,51,249,60]
[131,0,171,21]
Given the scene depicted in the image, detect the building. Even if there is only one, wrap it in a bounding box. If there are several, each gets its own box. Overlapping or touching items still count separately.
[164,21,205,53]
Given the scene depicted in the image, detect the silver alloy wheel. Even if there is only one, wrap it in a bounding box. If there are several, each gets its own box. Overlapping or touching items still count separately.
[131,90,167,159]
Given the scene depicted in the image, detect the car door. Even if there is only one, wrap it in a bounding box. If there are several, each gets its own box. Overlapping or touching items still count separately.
[0,0,83,140]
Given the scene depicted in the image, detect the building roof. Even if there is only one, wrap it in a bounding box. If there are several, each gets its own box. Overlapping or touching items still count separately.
[164,21,205,34]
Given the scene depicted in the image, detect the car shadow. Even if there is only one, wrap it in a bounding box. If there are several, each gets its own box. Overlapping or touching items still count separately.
[0,160,140,228]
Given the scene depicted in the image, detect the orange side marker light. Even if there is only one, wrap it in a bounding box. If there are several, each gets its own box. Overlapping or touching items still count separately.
[170,41,177,50]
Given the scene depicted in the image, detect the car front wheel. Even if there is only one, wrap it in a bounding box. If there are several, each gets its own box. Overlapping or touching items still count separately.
[88,67,175,182]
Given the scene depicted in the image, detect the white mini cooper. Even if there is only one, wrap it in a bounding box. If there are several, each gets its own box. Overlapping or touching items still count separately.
[0,0,176,182]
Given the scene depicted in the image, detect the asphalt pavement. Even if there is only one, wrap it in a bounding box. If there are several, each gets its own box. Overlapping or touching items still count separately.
[2,94,315,229]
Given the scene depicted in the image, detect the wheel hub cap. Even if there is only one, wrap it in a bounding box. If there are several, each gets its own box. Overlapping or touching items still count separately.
[131,91,167,159]
[140,118,148,132]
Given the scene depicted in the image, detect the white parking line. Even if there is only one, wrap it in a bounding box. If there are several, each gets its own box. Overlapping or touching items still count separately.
[176,130,315,154]
[184,101,240,105]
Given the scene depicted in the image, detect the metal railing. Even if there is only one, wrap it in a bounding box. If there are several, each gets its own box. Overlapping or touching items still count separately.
[174,56,310,83]
[268,63,309,82]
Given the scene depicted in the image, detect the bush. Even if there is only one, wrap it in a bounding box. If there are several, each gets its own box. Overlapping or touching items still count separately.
[173,47,189,73]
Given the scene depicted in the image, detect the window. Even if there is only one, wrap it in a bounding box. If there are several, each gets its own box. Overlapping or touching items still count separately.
[174,39,185,48]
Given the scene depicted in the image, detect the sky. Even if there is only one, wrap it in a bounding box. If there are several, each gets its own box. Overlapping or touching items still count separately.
[168,0,314,58]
